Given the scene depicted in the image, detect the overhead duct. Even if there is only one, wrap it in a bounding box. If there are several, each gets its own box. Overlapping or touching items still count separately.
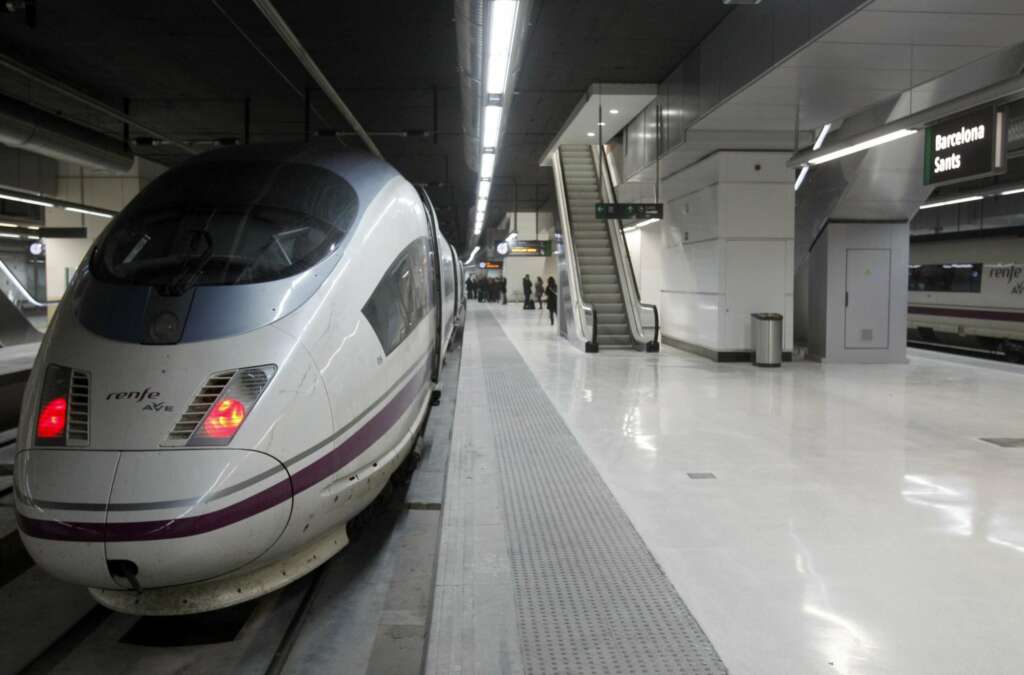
[456,0,484,171]
[0,93,134,173]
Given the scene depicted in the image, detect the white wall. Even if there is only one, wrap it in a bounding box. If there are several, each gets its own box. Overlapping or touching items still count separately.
[631,151,794,358]
[44,158,164,309]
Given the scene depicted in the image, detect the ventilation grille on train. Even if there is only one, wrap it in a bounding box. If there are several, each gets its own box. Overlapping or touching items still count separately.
[164,370,237,445]
[66,369,90,445]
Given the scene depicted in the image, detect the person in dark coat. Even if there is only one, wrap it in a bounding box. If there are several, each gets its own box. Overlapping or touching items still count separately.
[544,277,558,326]
[500,276,508,305]
[522,274,532,309]
[534,276,544,310]
[466,276,475,300]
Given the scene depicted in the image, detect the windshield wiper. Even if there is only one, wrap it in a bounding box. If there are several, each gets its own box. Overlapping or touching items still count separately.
[160,230,213,296]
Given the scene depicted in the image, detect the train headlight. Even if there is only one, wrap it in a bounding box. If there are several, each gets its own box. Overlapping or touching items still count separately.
[181,365,276,447]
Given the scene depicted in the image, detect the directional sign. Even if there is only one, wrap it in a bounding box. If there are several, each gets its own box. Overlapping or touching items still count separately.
[595,203,664,220]
[924,107,1006,186]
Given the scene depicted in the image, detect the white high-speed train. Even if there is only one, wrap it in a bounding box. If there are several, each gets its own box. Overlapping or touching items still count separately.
[14,142,463,614]
[909,233,1024,360]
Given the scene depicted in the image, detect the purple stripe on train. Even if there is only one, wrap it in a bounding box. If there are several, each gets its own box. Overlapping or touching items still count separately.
[17,362,429,542]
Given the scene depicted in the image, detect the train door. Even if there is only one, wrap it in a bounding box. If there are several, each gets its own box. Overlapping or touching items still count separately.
[845,248,891,349]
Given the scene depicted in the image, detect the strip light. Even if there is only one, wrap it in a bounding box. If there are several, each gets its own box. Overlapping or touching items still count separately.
[480,152,496,179]
[1000,187,1024,196]
[65,206,114,219]
[486,1,519,95]
[482,106,502,148]
[0,192,55,208]
[465,245,481,265]
[919,195,983,210]
[807,128,917,166]
[795,123,832,191]
[478,181,492,199]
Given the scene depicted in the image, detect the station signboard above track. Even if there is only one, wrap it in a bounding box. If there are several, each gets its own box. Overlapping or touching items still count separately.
[595,203,664,221]
[924,107,1006,187]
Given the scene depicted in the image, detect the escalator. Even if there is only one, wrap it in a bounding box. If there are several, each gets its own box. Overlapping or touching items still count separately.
[552,144,659,352]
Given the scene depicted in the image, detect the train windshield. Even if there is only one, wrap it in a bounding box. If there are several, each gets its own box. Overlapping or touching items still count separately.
[91,160,358,291]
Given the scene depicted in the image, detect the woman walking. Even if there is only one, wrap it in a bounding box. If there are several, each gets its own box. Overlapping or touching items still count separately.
[544,277,558,326]
[534,276,544,310]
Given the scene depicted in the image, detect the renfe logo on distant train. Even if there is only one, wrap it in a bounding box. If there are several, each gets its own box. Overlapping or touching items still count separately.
[989,264,1024,295]
[924,107,1005,186]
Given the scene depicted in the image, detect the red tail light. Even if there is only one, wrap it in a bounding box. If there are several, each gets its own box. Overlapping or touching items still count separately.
[37,397,68,439]
[202,398,246,438]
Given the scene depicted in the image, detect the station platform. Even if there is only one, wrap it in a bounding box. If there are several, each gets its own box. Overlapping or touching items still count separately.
[429,302,1024,675]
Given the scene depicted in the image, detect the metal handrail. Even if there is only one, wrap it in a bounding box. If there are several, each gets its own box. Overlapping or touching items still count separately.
[552,147,598,352]
[0,259,56,307]
[592,145,659,351]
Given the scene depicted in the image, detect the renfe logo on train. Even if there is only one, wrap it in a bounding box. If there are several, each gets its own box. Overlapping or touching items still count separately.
[924,107,1006,186]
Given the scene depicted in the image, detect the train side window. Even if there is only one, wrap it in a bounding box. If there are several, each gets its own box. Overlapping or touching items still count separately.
[908,263,982,293]
[363,237,432,355]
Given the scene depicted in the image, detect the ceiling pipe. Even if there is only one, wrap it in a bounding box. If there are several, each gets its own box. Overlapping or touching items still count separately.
[0,93,134,172]
[0,53,196,156]
[251,0,383,160]
[455,0,485,171]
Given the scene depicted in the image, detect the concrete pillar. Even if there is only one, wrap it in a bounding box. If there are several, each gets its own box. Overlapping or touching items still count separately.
[631,151,794,361]
[43,157,164,310]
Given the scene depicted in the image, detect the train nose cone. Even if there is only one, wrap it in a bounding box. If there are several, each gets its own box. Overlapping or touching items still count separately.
[16,448,292,591]
[15,450,122,587]
[104,449,292,589]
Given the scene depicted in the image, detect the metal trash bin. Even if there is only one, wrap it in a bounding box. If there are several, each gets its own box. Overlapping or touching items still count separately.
[751,313,783,368]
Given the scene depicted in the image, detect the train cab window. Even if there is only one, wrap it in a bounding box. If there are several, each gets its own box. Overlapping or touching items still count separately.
[908,263,982,293]
[363,238,432,355]
[91,161,358,291]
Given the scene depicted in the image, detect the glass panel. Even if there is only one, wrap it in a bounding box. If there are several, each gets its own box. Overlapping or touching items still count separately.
[908,263,983,292]
[91,161,358,289]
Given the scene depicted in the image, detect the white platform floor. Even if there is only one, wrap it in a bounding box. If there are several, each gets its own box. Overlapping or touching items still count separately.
[475,303,1024,675]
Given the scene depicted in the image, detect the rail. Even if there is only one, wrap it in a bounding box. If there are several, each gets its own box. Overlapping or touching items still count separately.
[592,145,660,351]
[552,148,599,352]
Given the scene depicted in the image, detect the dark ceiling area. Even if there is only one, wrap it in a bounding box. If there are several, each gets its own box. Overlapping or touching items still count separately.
[0,0,731,252]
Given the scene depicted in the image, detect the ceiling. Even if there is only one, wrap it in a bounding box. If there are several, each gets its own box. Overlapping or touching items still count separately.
[0,0,733,251]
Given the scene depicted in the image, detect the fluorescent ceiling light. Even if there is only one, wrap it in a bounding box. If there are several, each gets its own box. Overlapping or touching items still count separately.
[586,132,595,137]
[477,197,488,213]
[478,181,491,199]
[812,123,831,151]
[505,231,518,242]
[482,106,502,148]
[794,166,809,192]
[919,195,984,210]
[486,1,519,95]
[1000,187,1024,196]
[0,192,54,208]
[0,232,23,239]
[808,129,917,166]
[65,206,113,218]
[480,152,496,179]
[609,109,619,115]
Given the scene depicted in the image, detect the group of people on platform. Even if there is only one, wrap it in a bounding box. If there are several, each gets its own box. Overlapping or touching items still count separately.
[464,272,558,325]
[522,274,558,326]
[466,275,507,304]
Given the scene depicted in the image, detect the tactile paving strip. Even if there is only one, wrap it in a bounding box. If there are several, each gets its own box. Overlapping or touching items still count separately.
[476,312,727,675]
